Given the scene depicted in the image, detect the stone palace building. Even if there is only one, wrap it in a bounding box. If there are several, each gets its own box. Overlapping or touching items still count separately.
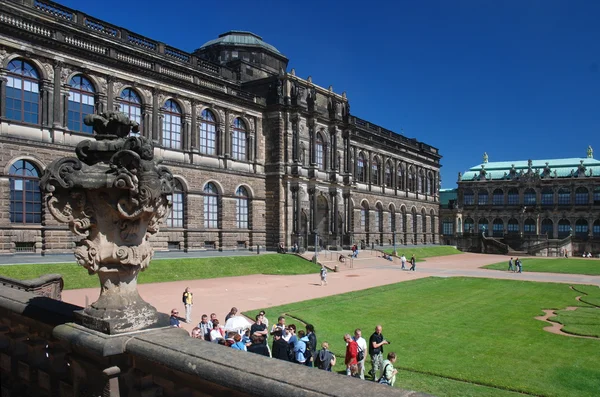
[439,149,600,256]
[0,0,441,254]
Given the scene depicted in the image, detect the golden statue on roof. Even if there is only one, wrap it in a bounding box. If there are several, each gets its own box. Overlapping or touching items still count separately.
[588,145,593,158]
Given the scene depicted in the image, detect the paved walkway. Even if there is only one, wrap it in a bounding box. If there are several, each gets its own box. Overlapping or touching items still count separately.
[61,252,600,333]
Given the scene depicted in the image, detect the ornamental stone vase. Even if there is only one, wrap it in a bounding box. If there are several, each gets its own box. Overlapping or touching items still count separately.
[40,111,173,334]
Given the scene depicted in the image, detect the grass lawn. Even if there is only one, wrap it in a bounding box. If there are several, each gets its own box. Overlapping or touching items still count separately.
[247,277,600,397]
[0,254,318,290]
[549,285,600,338]
[482,258,600,275]
[382,245,461,260]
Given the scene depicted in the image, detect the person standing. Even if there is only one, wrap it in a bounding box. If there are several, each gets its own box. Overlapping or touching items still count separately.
[409,255,416,271]
[508,257,514,272]
[379,352,398,386]
[271,330,291,361]
[182,287,193,323]
[354,328,368,379]
[315,342,336,371]
[516,257,522,273]
[259,310,269,329]
[400,254,407,270]
[320,265,328,286]
[344,333,359,376]
[225,307,238,322]
[294,330,308,364]
[305,324,317,367]
[250,314,268,344]
[369,325,389,381]
[198,314,212,341]
[170,309,182,328]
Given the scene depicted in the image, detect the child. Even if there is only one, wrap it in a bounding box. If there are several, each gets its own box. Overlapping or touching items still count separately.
[320,265,328,286]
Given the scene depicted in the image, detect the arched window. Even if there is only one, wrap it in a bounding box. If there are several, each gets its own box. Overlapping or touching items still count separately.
[397,165,404,190]
[557,219,571,238]
[357,153,366,183]
[418,170,425,193]
[376,204,384,232]
[492,189,504,205]
[232,118,247,161]
[558,188,570,206]
[575,219,588,237]
[430,210,435,234]
[9,160,42,224]
[412,208,418,235]
[204,182,219,229]
[492,218,504,237]
[389,206,396,232]
[119,88,142,135]
[463,217,474,233]
[594,187,600,205]
[541,219,553,237]
[162,99,182,149]
[421,209,427,234]
[524,188,536,205]
[507,218,519,234]
[315,132,325,170]
[68,75,95,133]
[507,188,519,205]
[575,187,589,205]
[401,207,407,233]
[541,188,553,206]
[478,218,489,232]
[463,189,474,205]
[593,220,600,237]
[371,157,380,185]
[427,172,434,195]
[524,218,536,234]
[200,109,217,155]
[408,167,416,191]
[360,203,369,231]
[6,59,40,124]
[478,190,488,205]
[236,186,249,229]
[166,179,184,228]
[384,162,393,187]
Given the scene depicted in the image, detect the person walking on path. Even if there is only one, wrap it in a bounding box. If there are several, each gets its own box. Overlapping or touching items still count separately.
[368,325,389,381]
[182,287,193,323]
[400,254,407,270]
[507,257,514,272]
[516,258,522,273]
[320,265,328,286]
[409,255,416,271]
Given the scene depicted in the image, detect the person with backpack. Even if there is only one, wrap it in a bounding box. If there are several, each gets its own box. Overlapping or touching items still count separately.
[182,287,193,323]
[344,333,359,376]
[315,342,336,371]
[378,352,398,386]
[354,328,367,379]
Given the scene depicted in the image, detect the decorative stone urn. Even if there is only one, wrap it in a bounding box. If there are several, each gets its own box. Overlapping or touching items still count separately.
[40,112,173,334]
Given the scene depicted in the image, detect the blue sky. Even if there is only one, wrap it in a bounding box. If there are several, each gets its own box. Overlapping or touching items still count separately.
[58,0,600,188]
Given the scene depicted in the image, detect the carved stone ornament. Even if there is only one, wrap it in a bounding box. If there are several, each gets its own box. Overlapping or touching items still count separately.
[40,111,174,334]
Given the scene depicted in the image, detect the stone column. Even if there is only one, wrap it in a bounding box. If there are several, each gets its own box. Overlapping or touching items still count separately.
[308,187,316,233]
[0,72,6,120]
[151,88,159,143]
[52,61,63,128]
[249,133,255,161]
[182,114,191,152]
[224,109,230,157]
[309,120,316,165]
[40,81,51,127]
[190,101,198,150]
[61,89,69,128]
[106,76,114,111]
[142,104,152,139]
[353,147,358,179]
[291,117,299,162]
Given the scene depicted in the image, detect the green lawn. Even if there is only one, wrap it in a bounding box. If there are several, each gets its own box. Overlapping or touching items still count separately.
[0,254,318,290]
[247,277,600,397]
[382,245,462,260]
[483,258,600,275]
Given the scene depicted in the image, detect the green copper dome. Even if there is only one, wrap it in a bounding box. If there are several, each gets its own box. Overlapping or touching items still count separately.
[200,31,281,55]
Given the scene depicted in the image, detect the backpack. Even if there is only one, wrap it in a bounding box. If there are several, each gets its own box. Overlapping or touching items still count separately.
[378,363,392,385]
[316,349,333,370]
[182,292,186,304]
[357,344,365,362]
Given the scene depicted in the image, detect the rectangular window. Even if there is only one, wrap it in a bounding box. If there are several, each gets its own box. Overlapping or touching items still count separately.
[524,223,536,234]
[360,209,366,230]
[558,192,570,205]
[594,189,600,204]
[493,223,504,237]
[204,241,216,249]
[558,224,571,238]
[442,221,453,235]
[594,224,600,236]
[232,131,246,161]
[507,223,519,233]
[541,192,553,205]
[478,194,488,205]
[493,193,503,205]
[524,193,536,205]
[14,242,35,253]
[236,198,248,229]
[575,224,588,236]
[507,193,519,205]
[463,194,474,205]
[575,192,588,205]
[167,241,181,250]
[237,241,247,248]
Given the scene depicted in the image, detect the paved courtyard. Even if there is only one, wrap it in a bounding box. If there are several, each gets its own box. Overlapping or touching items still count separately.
[61,252,600,333]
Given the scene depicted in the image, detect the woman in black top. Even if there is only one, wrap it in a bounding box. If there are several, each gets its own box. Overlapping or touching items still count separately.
[247,335,270,357]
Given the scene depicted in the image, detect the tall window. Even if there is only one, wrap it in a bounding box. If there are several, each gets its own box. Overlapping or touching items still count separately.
[9,160,42,224]
[162,99,182,149]
[235,186,249,229]
[408,168,415,191]
[357,154,366,182]
[371,158,380,185]
[442,220,453,235]
[541,188,553,206]
[594,187,600,205]
[524,188,536,205]
[575,219,588,237]
[492,189,504,205]
[558,188,570,206]
[390,208,396,232]
[68,75,95,133]
[557,220,571,238]
[384,162,393,186]
[463,189,474,205]
[575,187,589,205]
[524,218,536,234]
[166,179,184,228]
[507,188,519,205]
[507,218,519,234]
[493,219,504,236]
[418,171,425,193]
[478,218,488,232]
[478,190,488,205]
[232,118,247,161]
[421,210,427,234]
[463,218,474,233]
[541,219,553,237]
[315,132,325,170]
[360,204,369,231]
[593,220,600,237]
[6,59,40,124]
[378,207,384,232]
[200,109,217,155]
[204,182,219,228]
[397,166,404,190]
[427,173,434,195]
[119,88,142,135]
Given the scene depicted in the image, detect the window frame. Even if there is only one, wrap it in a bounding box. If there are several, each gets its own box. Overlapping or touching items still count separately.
[232,118,247,161]
[203,182,219,229]
[9,160,42,224]
[235,186,249,229]
[162,99,182,149]
[68,75,96,134]
[6,59,40,125]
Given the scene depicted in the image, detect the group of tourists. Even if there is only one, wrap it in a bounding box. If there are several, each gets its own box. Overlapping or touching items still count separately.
[170,297,399,386]
[507,257,523,273]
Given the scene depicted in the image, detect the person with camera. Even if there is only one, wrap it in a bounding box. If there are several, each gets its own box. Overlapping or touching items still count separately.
[368,325,390,381]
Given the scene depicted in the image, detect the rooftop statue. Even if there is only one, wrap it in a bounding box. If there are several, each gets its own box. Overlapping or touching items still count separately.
[483,152,488,163]
[40,111,173,334]
[588,145,593,158]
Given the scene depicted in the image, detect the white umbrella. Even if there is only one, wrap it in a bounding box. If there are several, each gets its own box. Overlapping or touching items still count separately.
[224,315,253,332]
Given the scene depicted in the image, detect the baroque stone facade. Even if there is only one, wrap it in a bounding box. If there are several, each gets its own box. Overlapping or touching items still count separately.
[0,0,441,254]
[440,151,600,256]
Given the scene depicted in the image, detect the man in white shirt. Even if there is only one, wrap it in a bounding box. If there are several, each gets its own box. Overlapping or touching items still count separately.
[353,328,368,380]
[400,254,407,270]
